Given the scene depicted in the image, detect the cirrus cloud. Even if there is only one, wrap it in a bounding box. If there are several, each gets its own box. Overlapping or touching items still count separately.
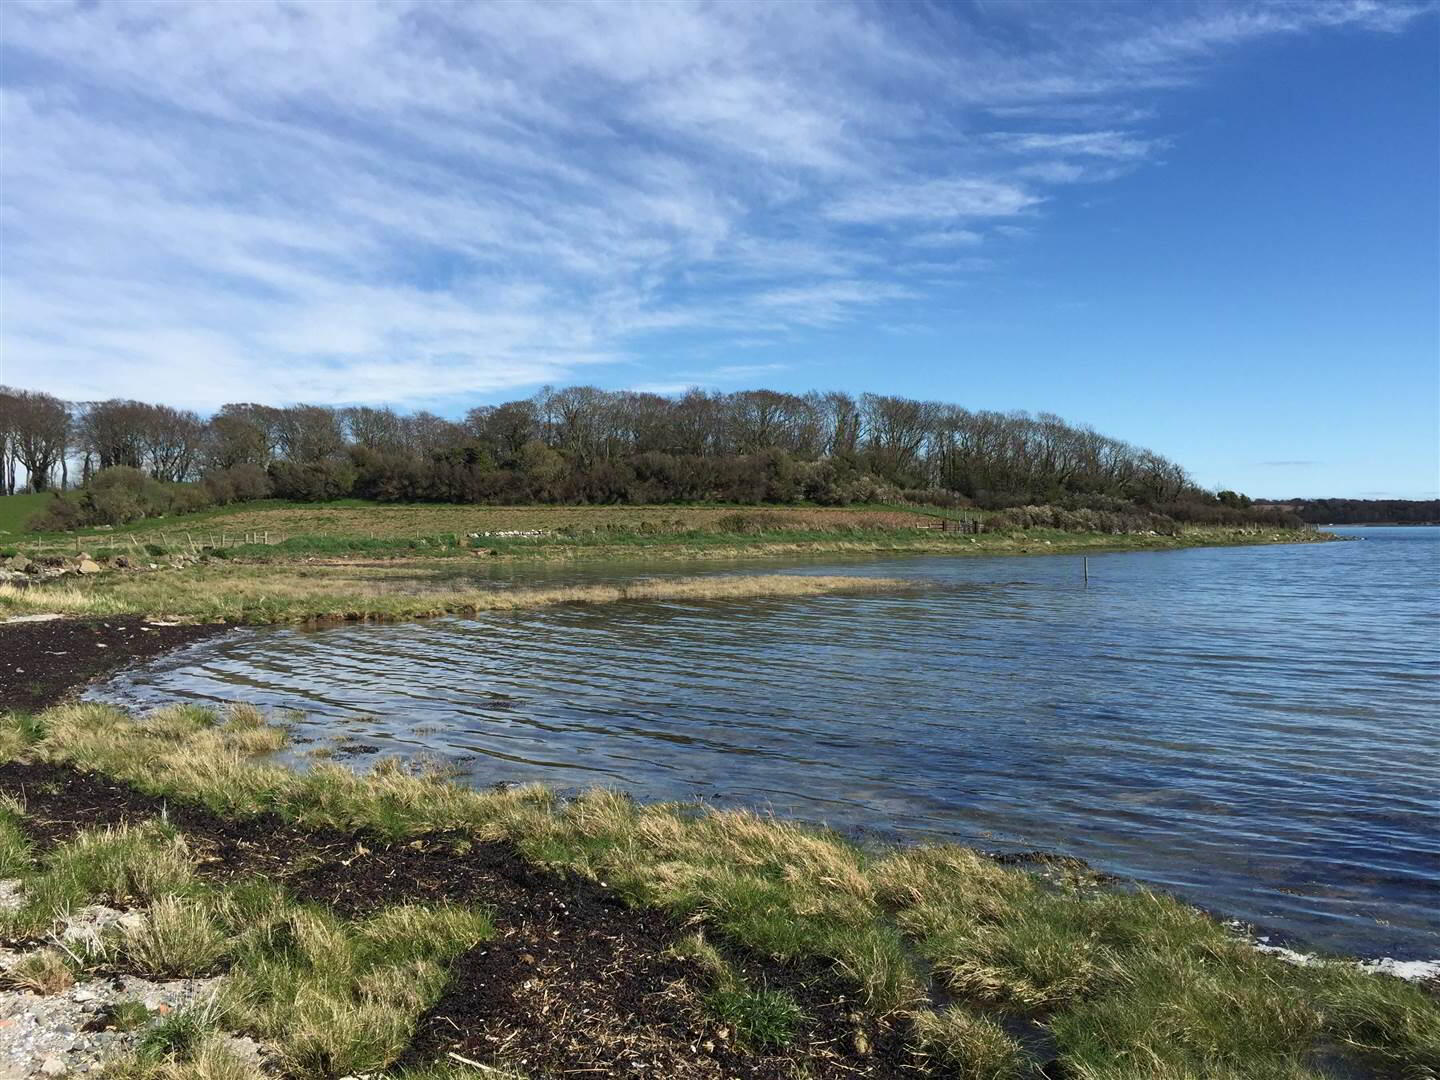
[0,0,1430,409]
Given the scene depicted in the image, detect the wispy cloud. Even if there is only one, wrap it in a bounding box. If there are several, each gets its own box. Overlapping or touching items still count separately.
[991,131,1163,160]
[0,0,1430,409]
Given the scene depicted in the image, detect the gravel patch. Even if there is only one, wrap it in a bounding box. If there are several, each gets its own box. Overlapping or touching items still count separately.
[0,888,272,1078]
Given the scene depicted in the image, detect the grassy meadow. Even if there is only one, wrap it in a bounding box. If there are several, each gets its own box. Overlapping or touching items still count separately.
[0,703,1434,1079]
[0,491,61,536]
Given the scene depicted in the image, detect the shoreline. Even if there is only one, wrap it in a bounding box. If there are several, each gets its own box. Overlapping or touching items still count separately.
[0,525,1334,627]
[2,618,1437,1078]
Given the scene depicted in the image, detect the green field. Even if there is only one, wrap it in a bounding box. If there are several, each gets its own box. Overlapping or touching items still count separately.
[0,492,63,536]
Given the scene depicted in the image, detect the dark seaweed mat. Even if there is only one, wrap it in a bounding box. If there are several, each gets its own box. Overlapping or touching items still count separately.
[0,760,912,1078]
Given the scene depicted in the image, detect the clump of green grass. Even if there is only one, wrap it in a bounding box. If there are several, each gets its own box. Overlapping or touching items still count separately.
[909,1006,1031,1080]
[705,985,807,1050]
[120,895,229,977]
[2,820,197,940]
[220,899,492,1077]
[2,945,77,993]
[101,999,156,1032]
[0,792,32,875]
[670,931,807,1049]
[138,1004,220,1060]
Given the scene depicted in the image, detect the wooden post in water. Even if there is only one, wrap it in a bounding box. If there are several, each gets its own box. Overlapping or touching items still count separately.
[1083,557,1089,586]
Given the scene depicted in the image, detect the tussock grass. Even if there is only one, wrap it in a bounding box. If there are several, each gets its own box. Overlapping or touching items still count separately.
[0,571,906,624]
[100,1002,268,1080]
[220,899,493,1077]
[3,945,77,993]
[1311,964,1440,1074]
[120,895,229,977]
[909,1006,1030,1080]
[2,820,197,940]
[3,704,1436,1079]
[99,1037,267,1080]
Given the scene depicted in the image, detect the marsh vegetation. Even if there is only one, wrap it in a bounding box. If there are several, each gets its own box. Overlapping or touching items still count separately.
[0,703,1434,1079]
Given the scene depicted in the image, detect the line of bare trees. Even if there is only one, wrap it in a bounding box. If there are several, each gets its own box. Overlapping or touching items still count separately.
[0,389,209,492]
[6,384,1276,527]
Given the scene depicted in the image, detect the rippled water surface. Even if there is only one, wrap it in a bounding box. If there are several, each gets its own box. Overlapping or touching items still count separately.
[93,528,1440,957]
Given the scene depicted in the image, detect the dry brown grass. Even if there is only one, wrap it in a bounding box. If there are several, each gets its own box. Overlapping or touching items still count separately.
[0,571,908,624]
[3,946,76,994]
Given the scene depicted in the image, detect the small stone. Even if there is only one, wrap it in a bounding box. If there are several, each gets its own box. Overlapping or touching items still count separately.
[39,1058,68,1077]
[76,559,101,574]
[72,989,97,1003]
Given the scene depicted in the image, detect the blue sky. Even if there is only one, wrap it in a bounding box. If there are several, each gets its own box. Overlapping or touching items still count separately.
[1,0,1436,498]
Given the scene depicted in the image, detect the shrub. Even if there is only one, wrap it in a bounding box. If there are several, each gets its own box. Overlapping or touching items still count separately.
[26,493,85,532]
[85,467,173,525]
[267,460,357,502]
[166,483,214,515]
[203,463,272,505]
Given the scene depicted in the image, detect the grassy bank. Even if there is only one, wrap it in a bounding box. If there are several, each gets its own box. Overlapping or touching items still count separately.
[0,497,1333,627]
[5,497,1325,559]
[0,572,905,624]
[1,704,1434,1079]
[1,499,1331,625]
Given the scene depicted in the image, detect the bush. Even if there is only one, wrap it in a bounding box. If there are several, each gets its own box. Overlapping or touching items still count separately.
[203,463,272,505]
[166,484,214,516]
[26,493,85,533]
[84,467,172,526]
[267,460,357,502]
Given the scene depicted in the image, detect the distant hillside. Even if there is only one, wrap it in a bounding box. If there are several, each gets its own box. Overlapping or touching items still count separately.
[1254,498,1439,525]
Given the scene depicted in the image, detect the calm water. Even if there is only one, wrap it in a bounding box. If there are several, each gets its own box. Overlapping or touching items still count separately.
[90,528,1440,958]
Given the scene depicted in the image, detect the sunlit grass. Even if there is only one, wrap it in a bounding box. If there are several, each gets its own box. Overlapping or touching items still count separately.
[2,702,1433,1079]
[0,570,907,624]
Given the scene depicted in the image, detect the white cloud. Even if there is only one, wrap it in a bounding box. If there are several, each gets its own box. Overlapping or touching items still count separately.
[992,130,1163,160]
[907,229,986,249]
[826,179,1042,224]
[0,0,1430,409]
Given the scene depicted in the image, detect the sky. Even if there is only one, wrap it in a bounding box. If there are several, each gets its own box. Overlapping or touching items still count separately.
[0,0,1436,499]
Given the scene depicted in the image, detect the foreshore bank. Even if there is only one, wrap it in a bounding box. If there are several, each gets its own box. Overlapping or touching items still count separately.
[0,616,1435,1080]
[0,523,1333,626]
